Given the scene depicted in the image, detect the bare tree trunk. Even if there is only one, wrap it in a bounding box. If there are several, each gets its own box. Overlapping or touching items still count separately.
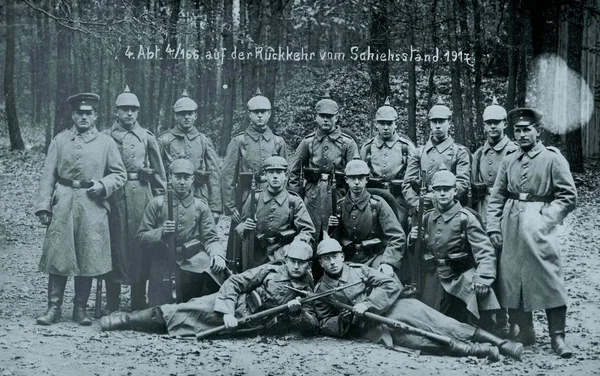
[472,0,484,146]
[448,0,465,145]
[457,0,475,150]
[426,0,439,111]
[221,0,237,155]
[369,0,390,110]
[5,2,25,150]
[264,0,283,104]
[407,0,417,143]
[506,0,518,117]
[53,22,73,137]
[157,0,181,133]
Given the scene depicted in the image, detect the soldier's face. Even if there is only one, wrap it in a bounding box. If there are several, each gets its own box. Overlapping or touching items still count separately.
[174,111,197,131]
[72,109,97,132]
[345,175,368,195]
[484,119,506,140]
[116,106,139,128]
[514,125,540,150]
[433,186,456,208]
[316,113,337,133]
[285,257,311,279]
[170,172,194,195]
[429,118,450,140]
[266,169,286,190]
[248,109,271,128]
[376,120,395,140]
[319,252,344,276]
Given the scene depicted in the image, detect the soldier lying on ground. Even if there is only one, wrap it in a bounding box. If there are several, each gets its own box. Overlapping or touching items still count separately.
[311,237,523,362]
[100,242,318,337]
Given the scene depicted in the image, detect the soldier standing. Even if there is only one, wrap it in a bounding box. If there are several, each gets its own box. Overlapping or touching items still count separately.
[487,108,577,358]
[136,159,226,306]
[471,98,518,336]
[288,94,359,239]
[35,93,127,326]
[103,86,166,313]
[360,98,416,229]
[402,98,471,213]
[221,90,287,268]
[236,156,315,270]
[158,91,221,223]
[327,160,405,278]
[409,170,499,326]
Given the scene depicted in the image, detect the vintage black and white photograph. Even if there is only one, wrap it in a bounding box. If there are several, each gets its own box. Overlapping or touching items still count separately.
[0,0,599,374]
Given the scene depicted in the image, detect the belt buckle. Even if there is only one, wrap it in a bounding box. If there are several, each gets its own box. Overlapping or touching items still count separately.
[72,180,81,188]
[382,182,390,189]
[320,173,330,181]
[518,193,528,201]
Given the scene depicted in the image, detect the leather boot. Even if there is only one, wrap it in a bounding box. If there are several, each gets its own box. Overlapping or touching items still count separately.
[546,306,573,358]
[472,327,524,361]
[446,341,500,362]
[130,282,148,311]
[73,277,92,326]
[37,274,68,325]
[512,310,535,346]
[100,307,166,333]
[102,282,121,315]
[495,309,510,338]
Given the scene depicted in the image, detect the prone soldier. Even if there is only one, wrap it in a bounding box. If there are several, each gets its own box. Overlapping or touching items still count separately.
[487,108,577,358]
[327,160,406,278]
[158,91,222,224]
[136,159,226,306]
[236,156,315,270]
[409,170,500,327]
[100,242,319,338]
[360,98,416,230]
[104,86,167,313]
[35,93,127,326]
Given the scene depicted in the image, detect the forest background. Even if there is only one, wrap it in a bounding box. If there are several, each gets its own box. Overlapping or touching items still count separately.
[1,0,599,173]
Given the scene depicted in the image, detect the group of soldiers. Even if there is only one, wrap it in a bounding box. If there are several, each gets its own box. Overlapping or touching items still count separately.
[33,85,577,362]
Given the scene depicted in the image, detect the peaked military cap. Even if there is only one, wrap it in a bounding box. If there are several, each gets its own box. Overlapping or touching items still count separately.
[375,97,398,121]
[345,159,370,177]
[173,90,198,112]
[169,158,195,175]
[263,156,288,171]
[115,85,140,108]
[431,170,457,188]
[508,107,543,127]
[285,241,313,261]
[68,93,100,111]
[315,93,339,115]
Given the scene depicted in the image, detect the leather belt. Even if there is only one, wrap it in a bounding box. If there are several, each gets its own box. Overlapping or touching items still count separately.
[320,173,330,181]
[487,186,494,195]
[57,176,94,189]
[435,258,450,267]
[127,172,140,180]
[507,192,553,203]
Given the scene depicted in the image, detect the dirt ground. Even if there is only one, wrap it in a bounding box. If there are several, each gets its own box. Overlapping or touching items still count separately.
[1,141,599,376]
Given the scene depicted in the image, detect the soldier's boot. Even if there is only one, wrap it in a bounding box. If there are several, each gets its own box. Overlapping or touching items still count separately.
[507,310,520,339]
[446,341,500,362]
[36,274,68,325]
[495,308,510,338]
[102,282,121,316]
[100,307,166,333]
[72,276,92,326]
[511,309,535,346]
[546,306,573,358]
[472,327,524,361]
[130,282,148,311]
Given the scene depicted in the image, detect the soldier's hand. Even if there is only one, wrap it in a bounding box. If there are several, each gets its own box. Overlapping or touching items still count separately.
[490,233,503,251]
[212,212,220,225]
[339,309,354,323]
[161,220,176,238]
[473,283,490,300]
[231,209,242,223]
[38,212,52,226]
[352,302,369,316]
[328,215,339,228]
[287,297,302,313]
[223,314,238,329]
[408,226,423,241]
[244,218,256,231]
[379,264,395,277]
[210,255,226,273]
[86,181,105,198]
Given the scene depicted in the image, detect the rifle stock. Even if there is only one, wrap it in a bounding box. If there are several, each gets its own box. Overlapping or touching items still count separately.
[247,171,257,269]
[329,167,339,239]
[94,278,102,318]
[411,170,427,290]
[166,173,182,303]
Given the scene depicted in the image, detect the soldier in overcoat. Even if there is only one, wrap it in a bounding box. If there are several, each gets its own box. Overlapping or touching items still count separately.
[157,91,222,222]
[104,86,166,313]
[100,242,318,338]
[487,108,577,358]
[35,93,127,326]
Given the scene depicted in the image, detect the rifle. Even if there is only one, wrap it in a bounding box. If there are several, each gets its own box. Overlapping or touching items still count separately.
[467,179,473,209]
[195,279,363,340]
[247,171,257,268]
[94,278,102,319]
[165,172,183,303]
[410,170,427,291]
[329,167,339,239]
[298,164,305,198]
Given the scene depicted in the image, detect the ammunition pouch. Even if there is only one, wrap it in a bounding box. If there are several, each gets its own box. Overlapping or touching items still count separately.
[245,290,263,313]
[447,252,474,275]
[138,167,156,183]
[256,229,297,249]
[342,238,383,257]
[303,167,345,186]
[471,182,488,201]
[409,180,422,195]
[368,178,403,196]
[194,170,210,186]
[422,252,436,271]
[237,172,254,190]
[176,239,204,262]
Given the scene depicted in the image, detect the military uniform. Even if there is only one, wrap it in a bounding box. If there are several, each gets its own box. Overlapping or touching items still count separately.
[104,87,167,311]
[487,108,577,357]
[35,93,127,326]
[136,165,225,306]
[101,243,318,338]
